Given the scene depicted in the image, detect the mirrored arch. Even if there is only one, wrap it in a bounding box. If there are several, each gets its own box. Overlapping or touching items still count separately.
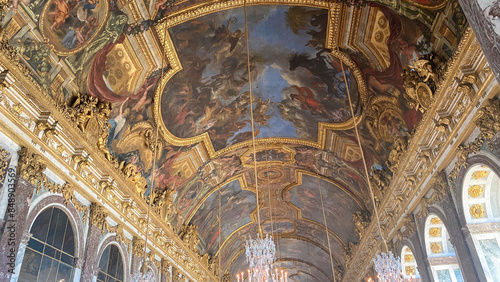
[424,214,464,282]
[97,243,125,282]
[462,164,500,281]
[401,245,420,280]
[19,206,77,281]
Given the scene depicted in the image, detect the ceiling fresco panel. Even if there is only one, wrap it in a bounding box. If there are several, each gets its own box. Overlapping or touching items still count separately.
[288,174,362,244]
[189,179,256,255]
[159,5,366,152]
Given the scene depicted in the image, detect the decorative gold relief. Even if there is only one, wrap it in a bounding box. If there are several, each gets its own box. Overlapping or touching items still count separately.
[89,202,108,228]
[404,254,414,262]
[405,266,416,276]
[179,224,200,253]
[402,54,446,113]
[0,148,10,184]
[429,227,441,237]
[472,170,488,180]
[430,242,442,254]
[17,147,47,186]
[430,217,442,224]
[468,185,484,198]
[470,204,485,219]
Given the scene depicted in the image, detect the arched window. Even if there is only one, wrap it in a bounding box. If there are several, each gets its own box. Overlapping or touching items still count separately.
[97,244,124,282]
[19,207,76,281]
[425,214,464,282]
[462,164,500,281]
[401,246,420,281]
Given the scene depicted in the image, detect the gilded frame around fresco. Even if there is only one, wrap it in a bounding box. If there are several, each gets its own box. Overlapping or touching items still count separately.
[151,0,368,158]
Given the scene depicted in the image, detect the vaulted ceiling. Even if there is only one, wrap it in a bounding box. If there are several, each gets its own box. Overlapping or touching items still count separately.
[6,0,467,279]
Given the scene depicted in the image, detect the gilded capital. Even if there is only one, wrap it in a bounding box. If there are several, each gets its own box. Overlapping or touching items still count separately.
[17,147,47,186]
[89,202,108,228]
[132,237,145,257]
[161,258,171,275]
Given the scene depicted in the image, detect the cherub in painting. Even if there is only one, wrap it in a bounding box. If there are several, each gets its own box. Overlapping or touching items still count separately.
[49,0,71,30]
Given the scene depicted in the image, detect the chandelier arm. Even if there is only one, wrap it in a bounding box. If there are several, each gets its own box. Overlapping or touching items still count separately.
[317,173,337,282]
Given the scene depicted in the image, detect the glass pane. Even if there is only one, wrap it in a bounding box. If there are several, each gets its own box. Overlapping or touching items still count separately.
[57,261,74,282]
[19,249,42,280]
[62,221,75,256]
[44,245,55,258]
[52,211,67,250]
[38,256,57,281]
[46,209,60,246]
[454,268,464,282]
[98,247,110,271]
[108,245,119,277]
[97,271,106,281]
[31,208,53,241]
[116,255,124,281]
[99,245,124,281]
[28,238,44,253]
[479,239,500,278]
[61,252,74,266]
[436,269,452,282]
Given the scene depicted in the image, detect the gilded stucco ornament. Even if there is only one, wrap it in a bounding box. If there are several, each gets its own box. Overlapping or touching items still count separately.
[161,258,170,275]
[402,54,446,113]
[17,147,47,186]
[449,99,500,186]
[221,271,232,282]
[404,254,414,262]
[0,148,10,184]
[132,237,145,257]
[472,170,488,180]
[475,98,500,146]
[370,167,392,197]
[179,224,200,252]
[470,204,485,219]
[430,242,442,254]
[89,202,108,229]
[386,137,408,173]
[36,120,59,139]
[353,210,371,240]
[468,185,484,198]
[398,214,416,241]
[405,266,416,276]
[429,227,441,237]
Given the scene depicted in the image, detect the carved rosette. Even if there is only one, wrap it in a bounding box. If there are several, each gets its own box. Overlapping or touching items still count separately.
[89,202,108,228]
[17,147,47,186]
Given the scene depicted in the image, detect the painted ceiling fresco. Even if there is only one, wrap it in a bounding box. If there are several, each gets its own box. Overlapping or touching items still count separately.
[4,0,467,279]
[161,5,363,151]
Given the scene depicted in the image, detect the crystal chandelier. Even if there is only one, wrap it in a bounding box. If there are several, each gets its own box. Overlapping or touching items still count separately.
[243,234,277,281]
[373,251,403,282]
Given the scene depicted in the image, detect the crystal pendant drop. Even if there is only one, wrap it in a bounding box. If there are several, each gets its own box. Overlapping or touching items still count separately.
[245,233,277,282]
[373,251,403,282]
